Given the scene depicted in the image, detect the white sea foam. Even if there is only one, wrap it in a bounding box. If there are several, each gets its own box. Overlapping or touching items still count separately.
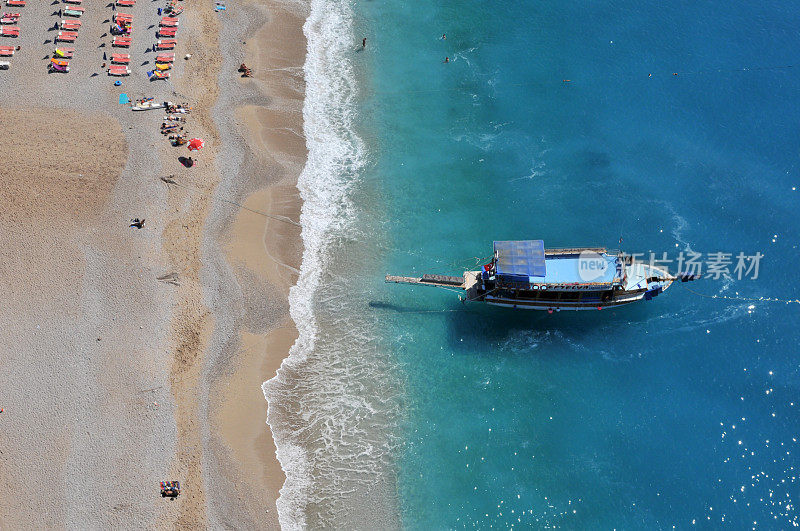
[261,0,375,528]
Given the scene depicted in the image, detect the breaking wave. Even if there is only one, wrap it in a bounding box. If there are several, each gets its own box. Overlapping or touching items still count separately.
[262,0,400,528]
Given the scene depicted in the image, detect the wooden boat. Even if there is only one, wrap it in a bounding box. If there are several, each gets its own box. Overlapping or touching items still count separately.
[387,240,698,311]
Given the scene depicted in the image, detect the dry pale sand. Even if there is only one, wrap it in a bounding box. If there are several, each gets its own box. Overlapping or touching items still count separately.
[0,108,175,528]
[0,0,308,526]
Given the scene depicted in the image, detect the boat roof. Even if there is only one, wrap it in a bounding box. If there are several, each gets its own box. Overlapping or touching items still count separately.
[493,240,619,285]
[494,240,546,277]
[539,254,618,285]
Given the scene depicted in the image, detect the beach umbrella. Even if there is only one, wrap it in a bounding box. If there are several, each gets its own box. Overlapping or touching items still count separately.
[187,138,204,151]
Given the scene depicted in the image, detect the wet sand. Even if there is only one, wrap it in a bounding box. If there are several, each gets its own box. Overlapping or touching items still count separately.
[202,0,306,526]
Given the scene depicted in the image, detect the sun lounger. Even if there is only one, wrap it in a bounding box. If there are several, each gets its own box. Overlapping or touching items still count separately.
[151,70,170,80]
[1,13,19,23]
[0,45,13,55]
[0,60,8,69]
[62,7,83,17]
[111,53,129,63]
[51,57,69,67]
[56,30,77,42]
[114,13,132,23]
[64,0,81,4]
[108,65,130,76]
[155,62,170,71]
[112,36,131,47]
[157,27,176,37]
[0,26,19,37]
[156,52,174,62]
[54,46,74,57]
[6,0,25,7]
[156,39,176,50]
[160,17,178,27]
[49,62,69,72]
[116,0,134,6]
[60,19,81,29]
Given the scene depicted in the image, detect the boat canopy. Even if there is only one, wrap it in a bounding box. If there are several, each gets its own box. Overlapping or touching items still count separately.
[494,240,546,279]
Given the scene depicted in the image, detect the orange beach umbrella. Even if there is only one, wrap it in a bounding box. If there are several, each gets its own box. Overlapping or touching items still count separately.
[187,138,204,151]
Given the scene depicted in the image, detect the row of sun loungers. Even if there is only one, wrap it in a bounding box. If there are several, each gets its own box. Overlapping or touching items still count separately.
[50,0,83,72]
[0,0,20,68]
[108,0,131,75]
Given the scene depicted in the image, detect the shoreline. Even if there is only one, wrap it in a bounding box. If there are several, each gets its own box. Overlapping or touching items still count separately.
[202,0,306,527]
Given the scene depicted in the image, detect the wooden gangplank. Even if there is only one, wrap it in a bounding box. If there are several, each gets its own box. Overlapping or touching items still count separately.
[385,274,465,289]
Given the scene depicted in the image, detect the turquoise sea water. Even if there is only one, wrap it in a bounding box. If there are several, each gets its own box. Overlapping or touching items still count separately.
[358,0,800,528]
[267,0,800,527]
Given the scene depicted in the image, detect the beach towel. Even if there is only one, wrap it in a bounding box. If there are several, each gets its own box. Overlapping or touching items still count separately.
[54,47,74,57]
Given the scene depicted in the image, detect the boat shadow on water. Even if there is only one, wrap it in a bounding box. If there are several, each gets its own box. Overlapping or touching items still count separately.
[368,297,667,354]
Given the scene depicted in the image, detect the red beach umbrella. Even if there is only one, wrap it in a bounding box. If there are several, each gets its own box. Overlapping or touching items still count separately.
[187,138,205,151]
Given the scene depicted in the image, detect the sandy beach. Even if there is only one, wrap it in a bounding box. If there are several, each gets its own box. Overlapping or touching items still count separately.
[0,0,305,527]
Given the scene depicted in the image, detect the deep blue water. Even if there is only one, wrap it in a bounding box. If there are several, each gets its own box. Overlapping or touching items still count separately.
[354,0,800,528]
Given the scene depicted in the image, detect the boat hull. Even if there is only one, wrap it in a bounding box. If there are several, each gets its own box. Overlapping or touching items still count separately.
[483,293,644,310]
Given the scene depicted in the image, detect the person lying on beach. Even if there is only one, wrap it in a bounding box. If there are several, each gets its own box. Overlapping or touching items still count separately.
[130,218,145,229]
